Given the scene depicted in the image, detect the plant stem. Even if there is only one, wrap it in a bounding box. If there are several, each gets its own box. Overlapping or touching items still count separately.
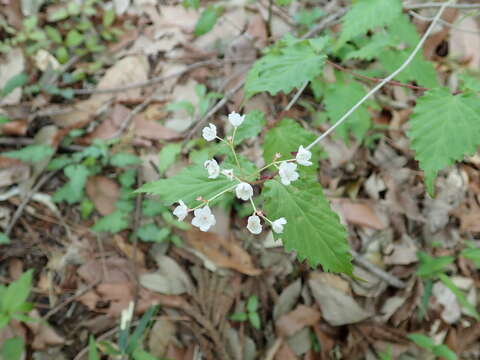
[305,0,452,151]
[190,184,238,211]
[257,158,295,173]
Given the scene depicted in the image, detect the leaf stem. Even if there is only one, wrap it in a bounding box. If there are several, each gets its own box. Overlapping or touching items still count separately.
[257,158,295,173]
[305,0,452,151]
[189,184,238,211]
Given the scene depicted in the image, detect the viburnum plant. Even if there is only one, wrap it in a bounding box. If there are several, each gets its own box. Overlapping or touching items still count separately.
[138,0,480,276]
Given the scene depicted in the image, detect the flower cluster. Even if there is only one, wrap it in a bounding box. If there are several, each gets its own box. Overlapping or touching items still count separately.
[170,111,313,236]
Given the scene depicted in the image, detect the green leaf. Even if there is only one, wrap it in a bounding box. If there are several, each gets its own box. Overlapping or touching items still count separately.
[127,306,157,354]
[0,114,10,124]
[93,210,130,233]
[55,47,69,64]
[2,270,33,314]
[88,336,100,360]
[1,336,24,360]
[407,89,480,196]
[230,312,248,322]
[136,164,237,207]
[245,38,327,98]
[183,0,200,9]
[248,312,261,329]
[53,164,89,204]
[103,9,115,27]
[66,29,84,47]
[158,143,183,175]
[4,144,54,163]
[2,73,28,97]
[142,199,167,217]
[263,178,353,274]
[379,50,439,88]
[345,33,394,61]
[137,224,170,243]
[0,232,10,245]
[132,349,158,360]
[408,333,435,350]
[323,75,372,141]
[263,118,317,165]
[45,26,62,43]
[194,6,220,36]
[247,295,259,313]
[416,252,454,278]
[234,110,266,145]
[48,7,69,21]
[337,0,402,47]
[432,344,457,360]
[110,153,141,167]
[461,247,480,268]
[459,73,480,92]
[438,273,480,320]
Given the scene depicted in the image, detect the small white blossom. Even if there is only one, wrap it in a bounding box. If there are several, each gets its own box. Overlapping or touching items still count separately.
[202,123,217,141]
[191,205,216,232]
[120,301,134,330]
[222,168,234,180]
[279,162,299,186]
[173,200,188,221]
[247,215,262,235]
[272,218,287,234]
[228,111,245,127]
[235,182,253,201]
[204,159,220,179]
[296,145,312,166]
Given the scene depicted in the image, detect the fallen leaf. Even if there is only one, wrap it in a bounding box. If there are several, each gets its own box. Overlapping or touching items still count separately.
[185,228,261,276]
[384,235,418,266]
[0,157,30,187]
[0,48,25,106]
[433,281,461,324]
[276,305,321,338]
[331,199,387,230]
[148,316,177,358]
[0,119,28,136]
[309,272,371,326]
[139,255,193,295]
[273,279,302,320]
[26,310,65,350]
[449,16,480,69]
[86,175,120,215]
[80,104,130,142]
[133,114,180,141]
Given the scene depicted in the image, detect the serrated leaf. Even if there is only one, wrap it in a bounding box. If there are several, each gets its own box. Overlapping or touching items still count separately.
[53,164,89,204]
[324,75,372,141]
[337,0,402,47]
[234,110,266,145]
[407,89,480,195]
[245,39,326,98]
[136,164,237,207]
[263,118,317,165]
[345,33,394,61]
[379,50,439,88]
[263,178,353,274]
[93,210,130,233]
[4,144,54,163]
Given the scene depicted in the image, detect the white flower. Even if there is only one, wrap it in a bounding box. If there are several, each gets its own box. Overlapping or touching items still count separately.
[191,205,216,232]
[235,182,253,201]
[173,200,188,221]
[296,145,312,166]
[271,217,287,234]
[222,168,234,180]
[279,162,299,186]
[202,123,217,141]
[120,301,134,330]
[228,111,245,127]
[247,215,262,234]
[204,159,220,179]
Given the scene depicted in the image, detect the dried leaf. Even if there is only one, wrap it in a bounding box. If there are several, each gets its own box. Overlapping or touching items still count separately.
[86,175,120,215]
[276,305,321,338]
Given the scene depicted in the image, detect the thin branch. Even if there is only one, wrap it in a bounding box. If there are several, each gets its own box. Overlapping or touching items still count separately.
[301,8,348,39]
[326,60,429,92]
[5,171,57,236]
[285,81,309,111]
[305,1,452,151]
[183,79,245,142]
[409,10,480,35]
[405,2,480,9]
[72,60,219,95]
[351,250,406,289]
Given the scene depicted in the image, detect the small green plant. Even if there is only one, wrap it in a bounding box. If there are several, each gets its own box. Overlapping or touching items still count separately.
[89,304,160,360]
[230,295,261,330]
[0,270,34,360]
[408,333,456,360]
[416,251,479,321]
